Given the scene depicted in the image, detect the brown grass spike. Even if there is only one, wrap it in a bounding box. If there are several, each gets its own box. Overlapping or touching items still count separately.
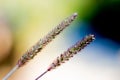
[35,34,95,80]
[17,13,78,67]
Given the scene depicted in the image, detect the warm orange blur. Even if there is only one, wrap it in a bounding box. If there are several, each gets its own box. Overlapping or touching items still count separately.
[0,12,12,63]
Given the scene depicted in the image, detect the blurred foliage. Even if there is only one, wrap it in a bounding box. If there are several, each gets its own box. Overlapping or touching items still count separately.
[0,0,119,63]
[0,0,99,56]
[0,0,120,80]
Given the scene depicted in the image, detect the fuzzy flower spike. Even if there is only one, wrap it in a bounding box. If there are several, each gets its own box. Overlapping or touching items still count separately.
[2,13,78,80]
[17,13,78,67]
[35,34,95,80]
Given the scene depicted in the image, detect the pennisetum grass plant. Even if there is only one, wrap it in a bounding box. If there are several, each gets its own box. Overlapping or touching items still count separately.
[35,34,95,80]
[2,13,78,80]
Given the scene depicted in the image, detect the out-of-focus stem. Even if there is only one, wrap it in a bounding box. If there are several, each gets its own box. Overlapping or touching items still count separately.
[2,65,19,80]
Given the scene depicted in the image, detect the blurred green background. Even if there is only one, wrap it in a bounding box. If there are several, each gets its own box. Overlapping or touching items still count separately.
[0,0,120,80]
